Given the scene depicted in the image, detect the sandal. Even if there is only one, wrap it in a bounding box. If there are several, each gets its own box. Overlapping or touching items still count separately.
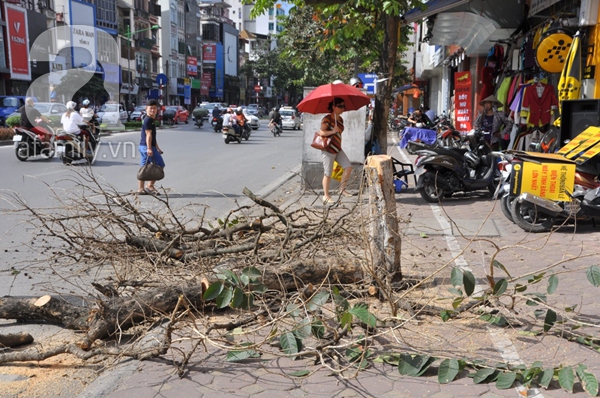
[136,189,147,195]
[322,196,333,205]
[145,187,160,196]
[340,191,355,197]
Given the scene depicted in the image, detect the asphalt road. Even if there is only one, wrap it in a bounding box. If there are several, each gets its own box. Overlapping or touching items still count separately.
[0,121,303,296]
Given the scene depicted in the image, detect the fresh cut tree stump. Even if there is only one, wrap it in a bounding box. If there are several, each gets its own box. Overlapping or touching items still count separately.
[365,155,402,283]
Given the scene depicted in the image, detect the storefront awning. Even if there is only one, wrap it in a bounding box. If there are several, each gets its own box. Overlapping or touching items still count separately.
[403,0,525,56]
[402,0,470,24]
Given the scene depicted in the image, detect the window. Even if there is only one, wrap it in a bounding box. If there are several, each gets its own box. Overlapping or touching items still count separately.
[268,23,274,31]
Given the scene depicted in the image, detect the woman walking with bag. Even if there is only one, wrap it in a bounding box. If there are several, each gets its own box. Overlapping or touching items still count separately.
[137,100,165,195]
[319,97,353,205]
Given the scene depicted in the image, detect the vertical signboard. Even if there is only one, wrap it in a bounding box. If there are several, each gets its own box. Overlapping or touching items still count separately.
[215,43,224,97]
[201,72,211,96]
[69,0,96,69]
[203,44,216,63]
[187,57,197,76]
[454,71,472,132]
[5,4,30,80]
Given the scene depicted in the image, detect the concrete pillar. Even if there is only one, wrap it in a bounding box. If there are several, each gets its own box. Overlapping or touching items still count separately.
[301,86,367,192]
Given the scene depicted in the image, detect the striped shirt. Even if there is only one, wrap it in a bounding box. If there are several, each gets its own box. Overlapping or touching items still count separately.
[321,113,344,153]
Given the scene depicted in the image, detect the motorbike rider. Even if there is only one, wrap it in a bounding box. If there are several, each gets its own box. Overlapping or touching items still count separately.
[222,108,235,134]
[234,107,248,136]
[61,101,91,154]
[79,99,98,134]
[212,106,221,120]
[268,107,282,132]
[19,97,52,145]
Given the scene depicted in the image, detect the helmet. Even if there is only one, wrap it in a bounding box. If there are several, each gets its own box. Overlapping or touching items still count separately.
[66,101,77,110]
[350,77,363,88]
[82,99,90,106]
[226,108,233,113]
[416,122,424,128]
[464,151,480,168]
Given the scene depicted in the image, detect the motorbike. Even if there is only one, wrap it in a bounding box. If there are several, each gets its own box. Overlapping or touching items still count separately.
[13,121,56,161]
[493,153,515,222]
[509,163,600,233]
[195,116,204,128]
[55,123,100,164]
[241,121,251,140]
[270,122,282,137]
[222,123,242,144]
[211,115,223,133]
[415,130,501,203]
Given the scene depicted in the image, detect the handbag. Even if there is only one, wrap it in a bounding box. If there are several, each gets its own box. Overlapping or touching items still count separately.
[311,131,331,151]
[137,156,164,181]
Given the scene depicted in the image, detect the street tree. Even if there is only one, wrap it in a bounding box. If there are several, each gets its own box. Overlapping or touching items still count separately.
[55,72,110,104]
[249,0,422,150]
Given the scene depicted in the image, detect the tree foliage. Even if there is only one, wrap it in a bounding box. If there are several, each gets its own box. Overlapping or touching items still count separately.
[55,72,110,104]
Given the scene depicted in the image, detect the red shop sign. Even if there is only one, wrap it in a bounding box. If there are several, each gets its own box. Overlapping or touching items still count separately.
[454,71,472,133]
[187,57,197,76]
[5,4,30,80]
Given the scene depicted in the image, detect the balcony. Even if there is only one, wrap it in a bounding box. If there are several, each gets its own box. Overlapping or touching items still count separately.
[135,9,149,20]
[136,38,155,51]
[149,3,161,17]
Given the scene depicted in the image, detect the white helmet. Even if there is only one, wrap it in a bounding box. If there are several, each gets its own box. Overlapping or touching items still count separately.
[66,101,77,110]
[82,99,90,106]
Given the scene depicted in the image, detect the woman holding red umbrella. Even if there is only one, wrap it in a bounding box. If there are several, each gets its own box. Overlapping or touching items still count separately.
[319,97,353,204]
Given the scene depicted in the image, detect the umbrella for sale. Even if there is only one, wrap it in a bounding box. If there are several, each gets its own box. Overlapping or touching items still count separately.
[558,31,581,112]
[297,83,370,114]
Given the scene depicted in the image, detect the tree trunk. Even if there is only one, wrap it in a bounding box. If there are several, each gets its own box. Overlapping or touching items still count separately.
[0,332,34,348]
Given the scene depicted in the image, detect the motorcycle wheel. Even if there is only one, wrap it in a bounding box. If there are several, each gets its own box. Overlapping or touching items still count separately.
[418,172,446,203]
[41,145,55,159]
[15,143,29,161]
[510,199,554,233]
[224,136,231,144]
[185,119,188,124]
[500,194,514,223]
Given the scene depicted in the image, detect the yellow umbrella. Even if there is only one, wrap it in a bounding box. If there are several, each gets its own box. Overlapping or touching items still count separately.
[558,32,581,113]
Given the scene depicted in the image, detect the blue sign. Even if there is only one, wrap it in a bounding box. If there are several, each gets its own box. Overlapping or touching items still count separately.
[358,73,378,94]
[184,85,191,105]
[156,73,168,85]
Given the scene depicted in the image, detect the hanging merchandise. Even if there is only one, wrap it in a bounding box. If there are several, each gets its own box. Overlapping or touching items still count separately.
[520,79,558,127]
[557,31,582,109]
[535,27,573,73]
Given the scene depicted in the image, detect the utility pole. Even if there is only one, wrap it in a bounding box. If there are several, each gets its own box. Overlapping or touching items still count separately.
[165,60,169,105]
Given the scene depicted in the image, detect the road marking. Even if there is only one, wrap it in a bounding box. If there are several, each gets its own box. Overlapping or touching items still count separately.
[391,136,540,397]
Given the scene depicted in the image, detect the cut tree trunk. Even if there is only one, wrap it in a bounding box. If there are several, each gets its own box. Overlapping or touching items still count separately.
[0,332,34,348]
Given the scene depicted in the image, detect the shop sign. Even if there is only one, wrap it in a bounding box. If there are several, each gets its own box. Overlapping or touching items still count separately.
[453,71,472,132]
[510,153,576,201]
[69,1,96,70]
[203,44,216,63]
[201,72,211,96]
[187,57,197,76]
[5,3,30,80]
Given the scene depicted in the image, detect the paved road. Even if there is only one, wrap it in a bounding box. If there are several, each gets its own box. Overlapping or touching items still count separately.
[2,129,600,398]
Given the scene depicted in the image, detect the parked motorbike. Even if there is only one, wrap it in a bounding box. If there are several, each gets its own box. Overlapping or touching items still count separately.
[493,153,515,222]
[415,129,500,203]
[270,123,282,137]
[55,124,100,164]
[13,121,56,161]
[211,116,223,133]
[510,165,600,233]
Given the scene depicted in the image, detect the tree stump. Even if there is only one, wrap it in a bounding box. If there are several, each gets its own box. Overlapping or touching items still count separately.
[365,155,402,283]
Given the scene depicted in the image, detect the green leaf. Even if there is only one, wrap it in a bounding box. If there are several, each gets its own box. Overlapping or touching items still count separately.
[493,279,508,296]
[293,319,312,340]
[311,320,325,339]
[463,270,476,297]
[539,368,554,388]
[577,366,599,396]
[231,286,244,308]
[473,368,497,384]
[543,309,557,332]
[492,259,512,278]
[226,349,260,362]
[242,266,262,282]
[547,274,559,294]
[398,354,425,376]
[216,288,233,308]
[451,267,463,287]
[447,287,462,296]
[440,310,453,322]
[438,359,460,384]
[349,303,377,328]
[558,366,575,393]
[240,274,250,286]
[286,304,301,318]
[528,272,546,285]
[415,356,436,377]
[420,232,428,238]
[564,304,577,312]
[221,269,240,286]
[451,297,464,310]
[525,293,547,306]
[333,291,349,312]
[251,283,267,294]
[307,290,329,311]
[340,312,353,329]
[238,293,254,310]
[495,372,517,389]
[203,282,224,301]
[587,265,600,287]
[287,370,310,377]
[280,332,300,357]
[515,284,527,293]
[479,314,507,327]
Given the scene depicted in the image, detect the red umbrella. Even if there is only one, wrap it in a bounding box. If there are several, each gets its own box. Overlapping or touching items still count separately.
[297,83,370,114]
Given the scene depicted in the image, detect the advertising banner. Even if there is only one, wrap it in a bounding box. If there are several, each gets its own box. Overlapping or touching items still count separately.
[558,126,600,163]
[203,44,216,63]
[184,85,191,105]
[187,57,197,76]
[453,71,472,132]
[69,1,96,69]
[215,43,224,97]
[5,3,30,80]
[201,72,211,96]
[510,152,576,201]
